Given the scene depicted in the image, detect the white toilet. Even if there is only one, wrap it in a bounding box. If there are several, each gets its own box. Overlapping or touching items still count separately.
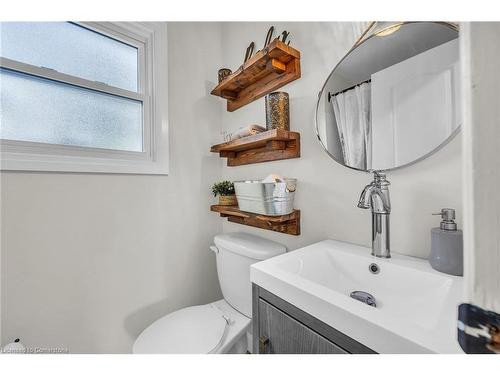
[133,232,286,354]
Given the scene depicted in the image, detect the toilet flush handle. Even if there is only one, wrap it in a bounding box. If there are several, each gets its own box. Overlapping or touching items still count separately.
[209,245,219,254]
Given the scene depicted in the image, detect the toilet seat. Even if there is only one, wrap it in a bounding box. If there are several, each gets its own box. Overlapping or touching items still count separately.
[133,304,229,354]
[133,232,283,354]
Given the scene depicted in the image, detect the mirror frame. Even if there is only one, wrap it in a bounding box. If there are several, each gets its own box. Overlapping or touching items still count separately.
[315,21,460,173]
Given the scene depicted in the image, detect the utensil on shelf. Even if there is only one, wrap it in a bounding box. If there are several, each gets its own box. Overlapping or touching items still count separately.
[244,42,255,63]
[280,30,290,44]
[263,26,275,48]
[218,68,232,83]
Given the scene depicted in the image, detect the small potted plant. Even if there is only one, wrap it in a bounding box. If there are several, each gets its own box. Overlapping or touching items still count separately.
[212,180,237,206]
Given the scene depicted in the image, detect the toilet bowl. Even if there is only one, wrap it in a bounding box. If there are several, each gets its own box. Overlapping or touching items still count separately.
[133,233,286,354]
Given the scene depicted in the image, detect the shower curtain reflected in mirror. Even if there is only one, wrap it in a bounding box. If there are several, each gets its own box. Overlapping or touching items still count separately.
[330,82,371,170]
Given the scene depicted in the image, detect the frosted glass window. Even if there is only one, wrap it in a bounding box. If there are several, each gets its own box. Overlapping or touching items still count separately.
[0,69,143,152]
[0,22,138,92]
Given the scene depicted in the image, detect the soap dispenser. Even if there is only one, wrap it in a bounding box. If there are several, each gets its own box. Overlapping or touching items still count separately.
[429,208,463,276]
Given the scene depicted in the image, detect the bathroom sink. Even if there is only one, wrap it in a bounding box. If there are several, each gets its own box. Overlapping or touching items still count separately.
[250,240,464,353]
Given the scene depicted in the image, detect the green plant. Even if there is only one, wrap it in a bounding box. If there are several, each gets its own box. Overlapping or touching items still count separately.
[212,180,235,197]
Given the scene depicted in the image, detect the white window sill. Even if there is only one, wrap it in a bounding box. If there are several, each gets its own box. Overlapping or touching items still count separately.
[1,150,169,175]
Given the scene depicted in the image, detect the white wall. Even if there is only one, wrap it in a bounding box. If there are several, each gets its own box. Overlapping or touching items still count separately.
[0,22,224,353]
[220,22,463,258]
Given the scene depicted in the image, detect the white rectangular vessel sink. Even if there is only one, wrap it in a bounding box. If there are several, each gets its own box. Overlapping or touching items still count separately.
[250,240,464,353]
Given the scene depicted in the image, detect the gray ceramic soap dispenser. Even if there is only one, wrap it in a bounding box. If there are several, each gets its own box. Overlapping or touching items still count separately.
[429,208,463,276]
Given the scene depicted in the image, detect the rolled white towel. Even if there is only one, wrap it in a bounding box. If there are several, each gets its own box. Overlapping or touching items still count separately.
[228,124,266,141]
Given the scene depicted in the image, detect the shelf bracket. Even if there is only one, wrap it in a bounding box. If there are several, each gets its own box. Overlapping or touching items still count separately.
[219,151,236,158]
[221,90,238,100]
[267,58,286,74]
[266,140,287,151]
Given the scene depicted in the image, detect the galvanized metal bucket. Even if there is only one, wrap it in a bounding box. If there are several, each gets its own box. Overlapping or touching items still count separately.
[234,179,297,216]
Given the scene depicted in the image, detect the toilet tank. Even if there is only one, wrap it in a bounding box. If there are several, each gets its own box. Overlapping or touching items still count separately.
[213,233,286,318]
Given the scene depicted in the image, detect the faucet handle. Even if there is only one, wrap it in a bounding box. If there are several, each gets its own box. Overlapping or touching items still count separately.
[369,170,385,178]
[372,171,390,186]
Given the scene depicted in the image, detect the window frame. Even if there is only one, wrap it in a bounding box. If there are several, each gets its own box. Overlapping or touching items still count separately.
[0,22,169,175]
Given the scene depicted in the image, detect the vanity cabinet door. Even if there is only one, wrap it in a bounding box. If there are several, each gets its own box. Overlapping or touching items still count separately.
[258,299,347,354]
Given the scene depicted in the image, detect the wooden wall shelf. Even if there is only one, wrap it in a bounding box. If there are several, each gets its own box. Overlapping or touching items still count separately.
[211,129,300,166]
[211,205,300,236]
[211,39,301,112]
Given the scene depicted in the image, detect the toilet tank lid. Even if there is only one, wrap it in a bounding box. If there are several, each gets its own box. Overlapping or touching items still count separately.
[214,233,286,260]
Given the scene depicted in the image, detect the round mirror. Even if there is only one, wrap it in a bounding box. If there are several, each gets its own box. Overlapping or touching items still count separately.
[316,22,460,172]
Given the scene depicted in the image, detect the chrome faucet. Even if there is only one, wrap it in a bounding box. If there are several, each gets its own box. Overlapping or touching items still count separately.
[358,171,391,258]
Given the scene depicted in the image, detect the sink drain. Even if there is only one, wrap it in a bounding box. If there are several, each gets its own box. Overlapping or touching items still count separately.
[350,291,377,307]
